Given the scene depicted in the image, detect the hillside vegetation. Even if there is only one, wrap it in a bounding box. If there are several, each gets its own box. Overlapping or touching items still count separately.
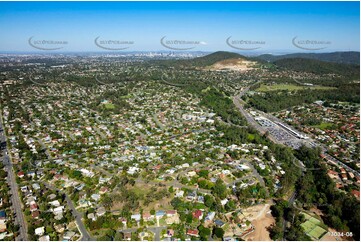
[256,51,360,65]
[156,51,246,68]
[273,58,360,77]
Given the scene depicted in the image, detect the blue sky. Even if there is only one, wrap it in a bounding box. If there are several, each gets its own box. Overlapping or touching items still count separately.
[0,1,359,53]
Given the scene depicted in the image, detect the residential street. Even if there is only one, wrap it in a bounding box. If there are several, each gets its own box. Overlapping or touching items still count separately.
[41,182,94,241]
[119,225,167,241]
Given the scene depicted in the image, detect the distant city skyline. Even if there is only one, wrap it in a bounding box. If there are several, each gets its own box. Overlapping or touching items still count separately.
[0,1,359,53]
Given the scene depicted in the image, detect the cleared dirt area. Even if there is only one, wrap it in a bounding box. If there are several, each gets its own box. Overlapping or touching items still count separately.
[321,228,342,241]
[206,58,257,72]
[243,202,275,241]
[310,207,324,217]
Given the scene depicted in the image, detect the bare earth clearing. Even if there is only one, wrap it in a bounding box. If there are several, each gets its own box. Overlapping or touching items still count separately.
[243,202,275,241]
[206,58,257,72]
[321,228,342,241]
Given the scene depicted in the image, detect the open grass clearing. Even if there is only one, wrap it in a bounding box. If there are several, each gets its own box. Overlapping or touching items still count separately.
[312,122,335,130]
[255,84,336,92]
[102,103,115,109]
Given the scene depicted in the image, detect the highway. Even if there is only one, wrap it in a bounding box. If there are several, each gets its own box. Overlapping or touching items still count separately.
[0,116,28,241]
[232,93,267,135]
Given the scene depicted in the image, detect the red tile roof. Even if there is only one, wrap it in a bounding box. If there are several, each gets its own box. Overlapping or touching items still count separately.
[166,210,176,215]
[32,211,40,218]
[192,210,202,219]
[187,229,199,236]
[351,190,360,198]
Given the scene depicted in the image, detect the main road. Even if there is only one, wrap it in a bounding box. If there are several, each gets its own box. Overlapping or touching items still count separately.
[3,115,93,241]
[0,115,28,241]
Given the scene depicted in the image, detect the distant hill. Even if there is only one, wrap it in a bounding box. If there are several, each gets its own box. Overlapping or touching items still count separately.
[156,51,247,68]
[256,51,360,65]
[189,51,245,66]
[273,58,360,76]
[205,57,258,72]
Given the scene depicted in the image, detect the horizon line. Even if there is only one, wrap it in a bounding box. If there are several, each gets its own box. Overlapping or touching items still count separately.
[0,50,359,54]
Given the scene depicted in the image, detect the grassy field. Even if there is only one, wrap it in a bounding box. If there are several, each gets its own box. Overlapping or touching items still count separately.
[120,94,131,99]
[103,103,115,109]
[222,223,230,232]
[301,212,312,220]
[247,133,255,141]
[255,84,336,92]
[312,122,335,130]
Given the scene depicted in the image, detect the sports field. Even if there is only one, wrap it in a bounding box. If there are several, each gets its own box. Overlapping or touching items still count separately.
[300,212,328,240]
[309,226,327,239]
[309,217,322,226]
[301,220,315,232]
[302,212,312,220]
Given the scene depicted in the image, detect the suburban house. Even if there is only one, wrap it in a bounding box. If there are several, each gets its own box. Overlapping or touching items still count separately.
[205,211,215,221]
[187,229,199,237]
[35,226,45,236]
[192,210,203,220]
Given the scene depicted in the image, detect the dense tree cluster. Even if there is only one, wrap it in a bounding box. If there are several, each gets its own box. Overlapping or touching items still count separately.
[256,52,360,65]
[156,51,244,68]
[200,88,247,126]
[268,199,311,241]
[274,58,360,77]
[295,146,360,240]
